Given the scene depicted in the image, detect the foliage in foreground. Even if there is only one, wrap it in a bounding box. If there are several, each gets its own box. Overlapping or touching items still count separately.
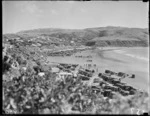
[2,44,149,114]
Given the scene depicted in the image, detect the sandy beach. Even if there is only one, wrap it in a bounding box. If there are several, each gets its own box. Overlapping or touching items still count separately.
[47,47,149,92]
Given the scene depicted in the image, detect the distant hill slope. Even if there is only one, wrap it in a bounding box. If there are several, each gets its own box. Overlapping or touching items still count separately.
[3,26,149,47]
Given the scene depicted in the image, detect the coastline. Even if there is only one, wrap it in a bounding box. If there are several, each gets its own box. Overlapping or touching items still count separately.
[47,47,149,92]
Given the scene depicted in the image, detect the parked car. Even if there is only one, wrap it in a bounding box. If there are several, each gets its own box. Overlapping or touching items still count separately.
[119,89,129,96]
[98,73,102,77]
[79,75,90,81]
[99,81,108,87]
[129,88,137,95]
[117,72,126,77]
[129,74,135,78]
[102,90,114,99]
[91,85,101,94]
[93,78,101,83]
[105,70,117,75]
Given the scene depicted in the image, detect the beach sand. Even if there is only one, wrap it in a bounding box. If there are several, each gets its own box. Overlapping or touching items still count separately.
[47,47,149,92]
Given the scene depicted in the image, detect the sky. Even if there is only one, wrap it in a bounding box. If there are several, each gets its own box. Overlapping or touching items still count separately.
[3,1,149,34]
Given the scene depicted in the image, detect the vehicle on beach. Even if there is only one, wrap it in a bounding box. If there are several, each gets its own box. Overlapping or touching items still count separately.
[91,85,102,94]
[107,77,120,85]
[102,90,115,99]
[78,69,93,77]
[117,72,129,78]
[93,78,101,83]
[129,74,135,78]
[118,89,130,96]
[85,69,94,73]
[99,81,108,87]
[98,73,102,77]
[78,74,90,81]
[105,70,117,75]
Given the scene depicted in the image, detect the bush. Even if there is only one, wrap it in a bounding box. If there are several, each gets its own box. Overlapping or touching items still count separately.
[99,30,108,37]
[33,66,41,74]
[85,41,96,46]
[3,62,11,73]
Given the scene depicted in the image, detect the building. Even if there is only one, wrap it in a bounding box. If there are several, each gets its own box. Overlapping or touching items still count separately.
[51,67,60,73]
[58,72,73,81]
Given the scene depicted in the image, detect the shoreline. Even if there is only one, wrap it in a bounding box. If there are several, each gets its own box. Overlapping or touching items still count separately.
[46,47,149,92]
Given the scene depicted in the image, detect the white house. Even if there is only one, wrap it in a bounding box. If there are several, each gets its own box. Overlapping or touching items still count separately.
[57,72,73,81]
[22,67,27,71]
[51,67,60,73]
[38,72,45,76]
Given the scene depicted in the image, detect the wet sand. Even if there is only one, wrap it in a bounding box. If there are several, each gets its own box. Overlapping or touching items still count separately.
[47,47,149,92]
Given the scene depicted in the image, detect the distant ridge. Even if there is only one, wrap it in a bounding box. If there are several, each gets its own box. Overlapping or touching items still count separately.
[3,26,149,47]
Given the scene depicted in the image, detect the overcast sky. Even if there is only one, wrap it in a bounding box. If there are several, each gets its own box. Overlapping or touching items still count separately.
[3,1,149,34]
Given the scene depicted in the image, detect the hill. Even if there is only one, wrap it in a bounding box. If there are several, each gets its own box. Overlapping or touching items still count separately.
[3,26,149,47]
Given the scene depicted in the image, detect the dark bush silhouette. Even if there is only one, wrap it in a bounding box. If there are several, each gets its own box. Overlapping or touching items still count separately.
[4,55,9,62]
[3,62,11,73]
[33,66,41,74]
[98,30,108,37]
[85,41,96,46]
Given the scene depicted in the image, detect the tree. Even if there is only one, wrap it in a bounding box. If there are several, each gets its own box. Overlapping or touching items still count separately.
[85,41,96,46]
[33,66,41,74]
[98,30,107,37]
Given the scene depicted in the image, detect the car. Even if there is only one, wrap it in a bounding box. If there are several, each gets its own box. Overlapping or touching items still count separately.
[85,69,93,73]
[105,70,117,75]
[91,85,101,89]
[103,85,118,91]
[80,75,90,81]
[117,72,126,77]
[103,85,111,90]
[129,89,137,95]
[91,86,102,94]
[102,90,114,98]
[93,78,101,83]
[111,86,119,92]
[98,73,102,77]
[122,85,133,91]
[120,90,129,96]
[101,75,109,81]
[99,81,108,86]
[112,79,120,84]
[129,74,135,78]
[115,82,126,88]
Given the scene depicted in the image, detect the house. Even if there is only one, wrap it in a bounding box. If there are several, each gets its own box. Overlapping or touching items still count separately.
[38,72,45,76]
[72,70,78,77]
[51,67,60,73]
[32,44,37,47]
[11,60,19,69]
[58,72,73,81]
[22,67,27,71]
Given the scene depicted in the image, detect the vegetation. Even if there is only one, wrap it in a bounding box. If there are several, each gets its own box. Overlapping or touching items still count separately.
[4,26,149,47]
[85,41,96,46]
[2,47,149,114]
[2,26,149,114]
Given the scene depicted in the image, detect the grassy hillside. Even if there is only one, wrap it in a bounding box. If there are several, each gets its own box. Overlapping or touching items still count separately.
[2,26,150,114]
[3,26,149,47]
